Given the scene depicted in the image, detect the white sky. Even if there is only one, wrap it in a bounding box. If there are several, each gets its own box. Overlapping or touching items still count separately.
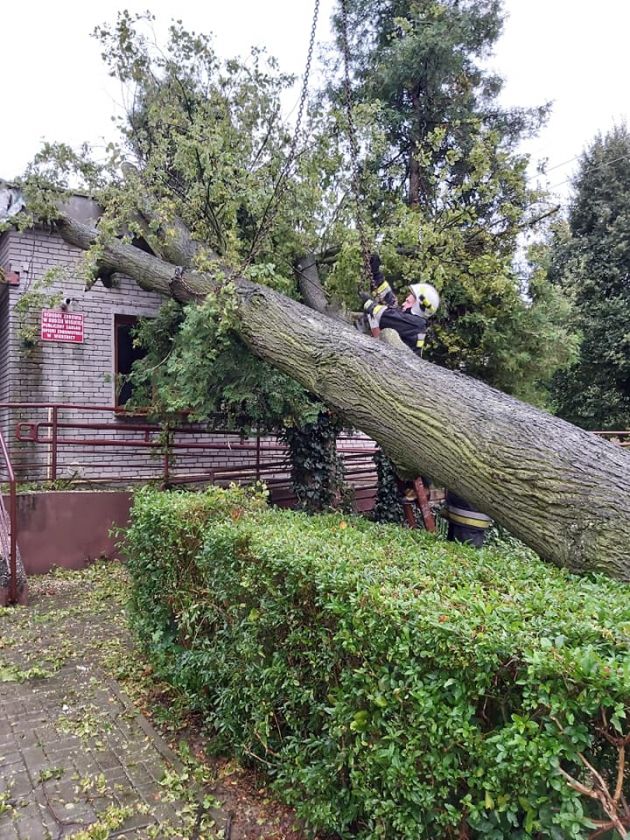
[2,0,629,204]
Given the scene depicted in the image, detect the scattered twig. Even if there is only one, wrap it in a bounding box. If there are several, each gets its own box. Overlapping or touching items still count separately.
[190,799,205,840]
[614,743,625,804]
[589,820,619,839]
[242,747,274,768]
[551,715,629,839]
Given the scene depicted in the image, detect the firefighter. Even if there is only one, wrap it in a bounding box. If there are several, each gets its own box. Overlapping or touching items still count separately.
[360,256,440,356]
[360,257,441,528]
[443,491,493,548]
[360,257,491,546]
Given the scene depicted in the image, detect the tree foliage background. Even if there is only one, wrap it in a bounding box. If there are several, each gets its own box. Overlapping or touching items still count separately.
[323,0,576,404]
[21,1,580,426]
[548,124,630,430]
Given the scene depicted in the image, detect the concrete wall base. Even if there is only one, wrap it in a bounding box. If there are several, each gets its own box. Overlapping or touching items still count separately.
[1,491,132,575]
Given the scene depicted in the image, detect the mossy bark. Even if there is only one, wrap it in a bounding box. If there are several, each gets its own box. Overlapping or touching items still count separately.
[57,215,630,581]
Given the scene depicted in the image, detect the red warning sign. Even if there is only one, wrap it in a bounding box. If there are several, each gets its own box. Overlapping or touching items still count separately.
[40,310,84,343]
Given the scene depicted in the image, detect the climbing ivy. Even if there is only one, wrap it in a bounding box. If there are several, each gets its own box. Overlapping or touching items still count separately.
[12,268,64,350]
[280,410,348,513]
[371,449,404,524]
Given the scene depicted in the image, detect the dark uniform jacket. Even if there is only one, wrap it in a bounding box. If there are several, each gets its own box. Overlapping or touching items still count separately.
[368,304,429,356]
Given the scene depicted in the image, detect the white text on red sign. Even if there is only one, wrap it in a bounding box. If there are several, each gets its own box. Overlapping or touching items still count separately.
[40,310,84,344]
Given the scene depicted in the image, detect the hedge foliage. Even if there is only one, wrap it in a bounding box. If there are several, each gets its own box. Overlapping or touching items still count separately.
[124,487,630,839]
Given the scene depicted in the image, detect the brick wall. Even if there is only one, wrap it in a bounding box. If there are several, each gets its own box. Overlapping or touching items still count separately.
[5,226,163,403]
[0,232,13,458]
[0,286,10,456]
[0,217,378,506]
[0,224,164,479]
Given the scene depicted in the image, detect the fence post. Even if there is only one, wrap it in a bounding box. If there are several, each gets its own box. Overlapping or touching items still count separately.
[162,425,171,489]
[50,406,58,482]
[9,482,17,604]
[0,429,19,604]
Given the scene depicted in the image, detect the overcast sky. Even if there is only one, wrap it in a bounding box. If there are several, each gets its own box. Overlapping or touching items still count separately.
[2,0,629,204]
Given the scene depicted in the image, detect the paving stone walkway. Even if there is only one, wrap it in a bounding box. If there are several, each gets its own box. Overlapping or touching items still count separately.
[0,664,188,839]
[0,563,307,840]
[0,565,201,839]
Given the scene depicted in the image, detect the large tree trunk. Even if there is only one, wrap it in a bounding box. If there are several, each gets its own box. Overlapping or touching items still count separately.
[408,89,421,209]
[56,215,630,581]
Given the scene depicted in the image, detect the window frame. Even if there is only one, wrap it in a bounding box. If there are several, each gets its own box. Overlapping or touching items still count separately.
[113,314,145,412]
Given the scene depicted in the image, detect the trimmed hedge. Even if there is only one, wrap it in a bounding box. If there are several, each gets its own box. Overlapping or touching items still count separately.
[124,487,630,839]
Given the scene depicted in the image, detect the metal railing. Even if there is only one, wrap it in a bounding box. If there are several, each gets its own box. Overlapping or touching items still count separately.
[0,403,378,508]
[593,431,630,448]
[0,428,18,604]
[4,402,624,519]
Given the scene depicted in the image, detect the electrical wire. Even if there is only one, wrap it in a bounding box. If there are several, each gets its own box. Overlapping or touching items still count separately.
[544,152,630,192]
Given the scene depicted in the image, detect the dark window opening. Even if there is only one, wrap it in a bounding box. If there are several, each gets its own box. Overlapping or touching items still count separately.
[114,315,146,407]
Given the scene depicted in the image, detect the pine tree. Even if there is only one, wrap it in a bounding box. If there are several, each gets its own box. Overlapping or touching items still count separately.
[550,125,630,429]
[327,0,571,402]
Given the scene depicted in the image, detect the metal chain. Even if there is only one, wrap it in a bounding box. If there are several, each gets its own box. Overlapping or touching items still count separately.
[243,0,321,269]
[340,0,373,287]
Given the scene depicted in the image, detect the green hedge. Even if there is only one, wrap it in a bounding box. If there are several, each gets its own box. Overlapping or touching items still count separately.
[124,487,630,839]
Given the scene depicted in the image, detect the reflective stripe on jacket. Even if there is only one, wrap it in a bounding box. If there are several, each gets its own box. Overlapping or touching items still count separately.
[445,493,493,530]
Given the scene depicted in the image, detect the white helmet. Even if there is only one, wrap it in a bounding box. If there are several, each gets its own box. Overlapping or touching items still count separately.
[409,282,440,317]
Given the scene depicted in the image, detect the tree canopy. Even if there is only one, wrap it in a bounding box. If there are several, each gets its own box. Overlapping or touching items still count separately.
[21,2,576,423]
[549,124,630,430]
[325,0,573,401]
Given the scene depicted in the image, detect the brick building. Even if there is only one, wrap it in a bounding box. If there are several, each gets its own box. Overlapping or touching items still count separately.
[1,196,163,403]
[0,192,378,500]
[0,193,173,481]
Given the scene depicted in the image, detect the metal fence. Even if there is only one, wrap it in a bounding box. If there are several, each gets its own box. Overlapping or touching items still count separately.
[2,402,628,606]
[593,431,630,448]
[0,402,378,509]
[1,402,626,501]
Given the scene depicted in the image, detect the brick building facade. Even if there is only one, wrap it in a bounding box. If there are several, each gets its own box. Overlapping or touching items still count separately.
[0,197,378,503]
[1,215,163,410]
[0,196,172,481]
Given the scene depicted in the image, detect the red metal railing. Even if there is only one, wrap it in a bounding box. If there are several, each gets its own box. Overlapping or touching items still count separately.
[4,403,624,517]
[0,403,378,510]
[593,431,630,448]
[0,428,18,604]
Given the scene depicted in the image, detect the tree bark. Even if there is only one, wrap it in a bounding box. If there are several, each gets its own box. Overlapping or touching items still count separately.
[296,253,329,314]
[56,215,630,581]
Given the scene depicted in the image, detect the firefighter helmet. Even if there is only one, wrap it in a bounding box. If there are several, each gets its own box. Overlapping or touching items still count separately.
[408,282,440,317]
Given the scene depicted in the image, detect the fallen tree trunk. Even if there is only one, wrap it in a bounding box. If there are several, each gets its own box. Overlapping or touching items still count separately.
[57,215,630,581]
